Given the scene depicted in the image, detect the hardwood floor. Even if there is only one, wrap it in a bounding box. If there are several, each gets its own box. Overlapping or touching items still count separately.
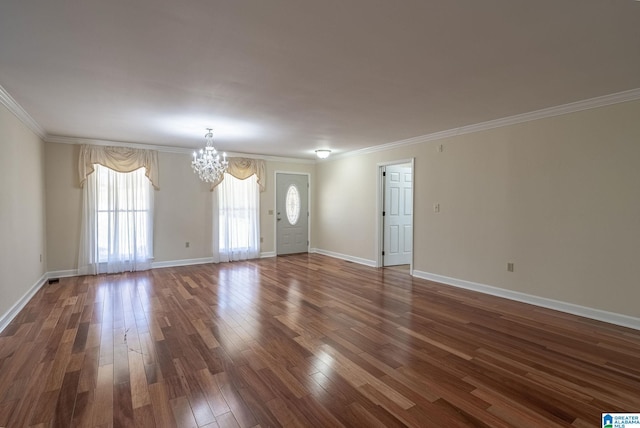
[1,254,639,427]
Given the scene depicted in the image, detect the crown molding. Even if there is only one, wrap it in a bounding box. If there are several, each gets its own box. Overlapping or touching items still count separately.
[46,135,192,153]
[0,85,47,139]
[335,87,640,160]
[45,135,316,164]
[0,83,314,164]
[5,80,639,163]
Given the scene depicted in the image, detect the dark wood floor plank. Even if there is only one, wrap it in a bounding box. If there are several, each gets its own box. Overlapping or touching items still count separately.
[54,369,81,427]
[133,403,157,427]
[169,395,198,428]
[173,357,217,426]
[265,396,311,427]
[214,370,258,428]
[92,363,114,426]
[5,361,52,426]
[71,389,94,427]
[129,349,151,409]
[196,368,231,417]
[0,254,638,427]
[148,381,177,428]
[78,344,100,393]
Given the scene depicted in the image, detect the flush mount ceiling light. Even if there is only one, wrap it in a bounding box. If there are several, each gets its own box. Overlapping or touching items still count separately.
[315,149,331,159]
[191,128,229,183]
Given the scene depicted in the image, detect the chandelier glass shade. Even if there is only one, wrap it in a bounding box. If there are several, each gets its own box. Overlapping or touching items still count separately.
[192,128,229,183]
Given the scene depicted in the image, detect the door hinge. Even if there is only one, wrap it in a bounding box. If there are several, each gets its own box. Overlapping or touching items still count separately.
[382,251,385,256]
[382,171,386,177]
[382,211,386,216]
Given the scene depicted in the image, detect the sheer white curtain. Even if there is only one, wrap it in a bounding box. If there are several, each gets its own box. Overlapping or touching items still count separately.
[213,173,260,262]
[78,164,154,275]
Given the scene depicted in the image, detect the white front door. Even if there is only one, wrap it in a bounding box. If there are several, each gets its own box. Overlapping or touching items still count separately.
[383,164,413,266]
[276,173,309,255]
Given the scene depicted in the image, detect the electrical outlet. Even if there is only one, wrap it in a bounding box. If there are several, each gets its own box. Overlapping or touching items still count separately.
[507,262,514,272]
[185,242,190,248]
[268,210,274,215]
[433,203,440,213]
[438,144,444,152]
[260,237,264,243]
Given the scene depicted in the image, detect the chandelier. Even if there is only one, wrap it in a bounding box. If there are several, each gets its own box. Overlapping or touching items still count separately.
[191,128,229,183]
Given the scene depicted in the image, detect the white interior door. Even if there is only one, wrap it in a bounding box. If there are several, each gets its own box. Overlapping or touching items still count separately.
[276,173,309,255]
[383,164,413,266]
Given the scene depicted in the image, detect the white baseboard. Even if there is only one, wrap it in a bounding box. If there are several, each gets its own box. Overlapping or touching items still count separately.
[0,274,47,333]
[47,269,78,278]
[260,251,276,258]
[310,248,377,268]
[151,257,214,269]
[413,270,640,331]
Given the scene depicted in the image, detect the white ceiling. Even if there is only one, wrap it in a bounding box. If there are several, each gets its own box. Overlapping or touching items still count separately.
[1,0,639,159]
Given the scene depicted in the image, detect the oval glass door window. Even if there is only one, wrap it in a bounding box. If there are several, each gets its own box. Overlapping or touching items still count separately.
[286,184,301,225]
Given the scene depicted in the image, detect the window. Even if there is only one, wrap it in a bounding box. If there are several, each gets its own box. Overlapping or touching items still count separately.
[214,173,260,262]
[78,164,154,274]
[285,184,300,225]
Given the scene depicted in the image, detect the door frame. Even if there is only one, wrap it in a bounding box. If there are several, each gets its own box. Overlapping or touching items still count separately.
[274,171,311,255]
[376,158,415,272]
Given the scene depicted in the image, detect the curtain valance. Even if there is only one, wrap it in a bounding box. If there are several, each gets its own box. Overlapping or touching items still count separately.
[210,157,266,192]
[79,145,159,189]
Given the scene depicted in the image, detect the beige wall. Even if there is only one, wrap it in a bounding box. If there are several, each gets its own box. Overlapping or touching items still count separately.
[315,154,378,258]
[44,144,315,269]
[10,98,640,321]
[0,104,46,318]
[154,152,213,263]
[315,100,640,317]
[45,143,81,271]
